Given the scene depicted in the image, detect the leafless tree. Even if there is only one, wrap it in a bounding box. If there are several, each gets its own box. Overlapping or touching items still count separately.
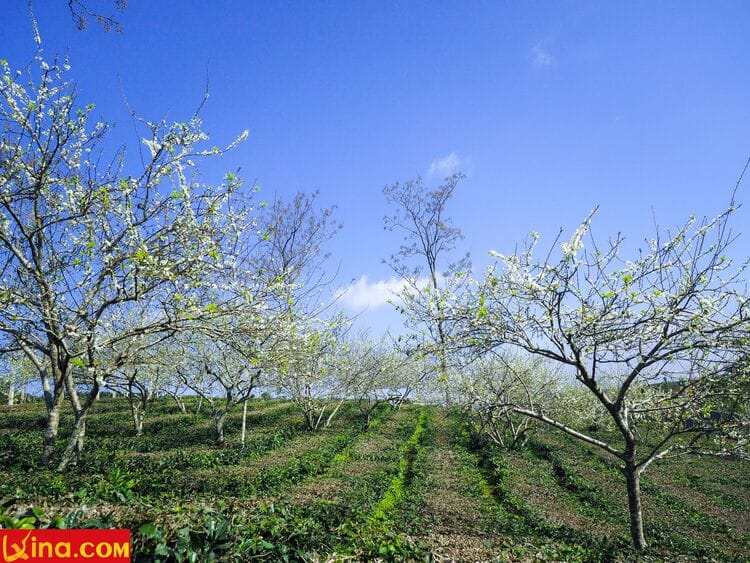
[66,0,127,32]
[383,173,470,404]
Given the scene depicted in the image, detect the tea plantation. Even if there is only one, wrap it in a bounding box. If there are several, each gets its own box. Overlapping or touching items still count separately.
[1,398,748,561]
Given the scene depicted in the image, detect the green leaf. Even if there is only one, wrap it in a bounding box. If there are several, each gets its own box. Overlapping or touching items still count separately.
[134,248,149,262]
[70,357,86,368]
[139,522,158,538]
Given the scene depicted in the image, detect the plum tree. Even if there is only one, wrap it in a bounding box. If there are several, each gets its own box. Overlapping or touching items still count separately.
[468,204,750,549]
[0,41,250,468]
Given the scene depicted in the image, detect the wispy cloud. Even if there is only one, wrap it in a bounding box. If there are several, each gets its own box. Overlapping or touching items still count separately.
[530,43,554,67]
[428,152,470,177]
[335,275,433,311]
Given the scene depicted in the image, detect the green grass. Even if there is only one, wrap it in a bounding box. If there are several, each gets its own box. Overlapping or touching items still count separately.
[0,399,748,561]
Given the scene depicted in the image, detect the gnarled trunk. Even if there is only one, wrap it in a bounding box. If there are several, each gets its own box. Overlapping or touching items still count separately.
[301,400,318,431]
[57,371,98,471]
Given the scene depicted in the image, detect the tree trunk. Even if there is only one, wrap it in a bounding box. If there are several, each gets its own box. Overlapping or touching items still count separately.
[173,394,187,414]
[304,408,316,431]
[361,400,375,425]
[7,378,14,406]
[40,368,55,413]
[439,355,451,406]
[136,410,144,437]
[132,404,144,437]
[241,399,248,446]
[433,275,451,406]
[624,463,647,550]
[42,399,62,464]
[128,381,146,437]
[41,362,68,465]
[324,399,344,428]
[215,411,227,445]
[57,369,98,471]
[58,415,86,471]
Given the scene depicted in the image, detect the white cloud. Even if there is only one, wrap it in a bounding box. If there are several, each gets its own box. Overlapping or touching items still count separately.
[334,275,408,311]
[335,275,437,311]
[428,152,469,178]
[530,43,554,67]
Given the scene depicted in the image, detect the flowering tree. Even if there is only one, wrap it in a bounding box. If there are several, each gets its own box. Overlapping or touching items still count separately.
[0,40,250,468]
[106,340,174,436]
[456,353,564,451]
[0,350,38,405]
[252,190,350,430]
[344,335,417,423]
[470,204,750,550]
[270,316,352,431]
[174,330,261,446]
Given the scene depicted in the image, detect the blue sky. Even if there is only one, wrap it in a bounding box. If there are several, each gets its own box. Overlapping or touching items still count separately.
[3,1,749,334]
